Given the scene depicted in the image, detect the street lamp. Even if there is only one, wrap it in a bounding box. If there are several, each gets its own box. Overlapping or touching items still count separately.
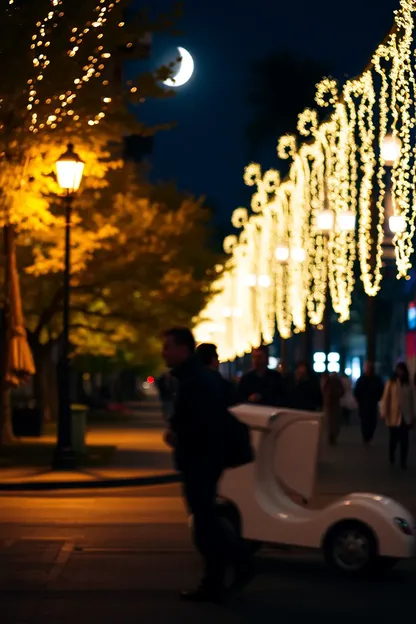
[53,144,84,470]
[381,134,401,167]
[337,210,356,233]
[275,245,290,263]
[316,209,335,234]
[246,273,271,288]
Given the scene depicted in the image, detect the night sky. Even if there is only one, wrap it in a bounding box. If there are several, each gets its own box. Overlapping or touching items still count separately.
[137,0,400,224]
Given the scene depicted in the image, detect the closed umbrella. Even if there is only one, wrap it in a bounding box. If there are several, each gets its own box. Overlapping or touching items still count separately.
[4,225,35,386]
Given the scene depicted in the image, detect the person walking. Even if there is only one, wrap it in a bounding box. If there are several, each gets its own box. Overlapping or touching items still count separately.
[196,343,237,407]
[354,362,384,445]
[162,327,251,602]
[237,345,286,406]
[321,372,344,445]
[380,362,416,470]
[288,361,322,411]
[155,370,176,423]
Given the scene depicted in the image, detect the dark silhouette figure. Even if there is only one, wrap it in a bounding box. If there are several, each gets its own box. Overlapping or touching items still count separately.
[354,362,384,445]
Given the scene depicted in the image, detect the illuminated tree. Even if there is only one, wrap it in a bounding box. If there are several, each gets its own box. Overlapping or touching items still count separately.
[0,0,180,441]
[17,167,223,422]
[196,0,416,363]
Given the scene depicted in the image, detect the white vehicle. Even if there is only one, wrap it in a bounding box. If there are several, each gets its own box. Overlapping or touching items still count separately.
[217,404,415,576]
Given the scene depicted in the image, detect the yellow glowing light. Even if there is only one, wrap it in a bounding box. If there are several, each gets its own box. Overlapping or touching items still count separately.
[381,134,402,166]
[194,0,416,361]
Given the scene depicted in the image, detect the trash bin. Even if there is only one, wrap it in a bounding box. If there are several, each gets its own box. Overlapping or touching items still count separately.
[71,404,88,455]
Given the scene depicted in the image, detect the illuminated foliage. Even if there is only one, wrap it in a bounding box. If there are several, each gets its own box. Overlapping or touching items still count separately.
[195,0,416,362]
[19,168,223,358]
[0,0,179,231]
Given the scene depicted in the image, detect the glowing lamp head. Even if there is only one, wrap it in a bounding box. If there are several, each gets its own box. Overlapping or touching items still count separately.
[246,274,257,287]
[291,247,306,263]
[55,143,85,192]
[275,245,290,263]
[317,209,335,234]
[381,134,401,167]
[337,210,356,233]
[258,274,271,288]
[389,215,406,234]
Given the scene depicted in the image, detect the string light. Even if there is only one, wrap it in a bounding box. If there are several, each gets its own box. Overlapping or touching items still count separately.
[195,0,416,361]
[27,0,124,132]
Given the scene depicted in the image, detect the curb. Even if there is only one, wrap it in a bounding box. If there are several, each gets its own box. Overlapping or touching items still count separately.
[0,472,181,492]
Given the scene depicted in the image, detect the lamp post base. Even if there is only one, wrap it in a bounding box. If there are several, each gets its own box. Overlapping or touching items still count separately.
[52,447,77,470]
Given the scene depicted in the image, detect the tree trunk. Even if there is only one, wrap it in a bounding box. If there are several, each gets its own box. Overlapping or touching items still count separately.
[0,226,16,446]
[33,343,59,425]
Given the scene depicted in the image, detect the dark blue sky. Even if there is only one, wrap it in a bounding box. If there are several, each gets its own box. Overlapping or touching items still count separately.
[137,0,400,223]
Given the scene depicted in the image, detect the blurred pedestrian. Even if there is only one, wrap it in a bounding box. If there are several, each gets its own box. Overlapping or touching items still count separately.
[321,372,345,445]
[162,327,252,602]
[354,362,384,446]
[381,362,416,470]
[288,361,322,411]
[155,370,176,423]
[340,374,356,426]
[237,345,286,406]
[196,343,237,407]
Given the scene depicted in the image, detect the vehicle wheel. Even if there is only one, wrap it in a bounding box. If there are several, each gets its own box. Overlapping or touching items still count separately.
[323,521,377,576]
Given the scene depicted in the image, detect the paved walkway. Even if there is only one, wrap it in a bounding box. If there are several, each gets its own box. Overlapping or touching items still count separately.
[1,405,416,506]
[0,402,173,487]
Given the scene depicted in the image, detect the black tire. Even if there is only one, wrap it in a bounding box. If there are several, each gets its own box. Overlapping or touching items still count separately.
[323,520,378,577]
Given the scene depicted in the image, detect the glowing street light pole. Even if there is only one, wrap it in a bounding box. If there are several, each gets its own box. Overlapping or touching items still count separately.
[365,133,402,366]
[53,144,85,470]
[317,209,356,368]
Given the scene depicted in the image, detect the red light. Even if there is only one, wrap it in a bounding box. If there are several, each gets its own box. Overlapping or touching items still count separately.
[147,376,155,384]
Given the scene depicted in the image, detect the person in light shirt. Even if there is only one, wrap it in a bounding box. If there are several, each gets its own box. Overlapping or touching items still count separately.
[381,362,416,470]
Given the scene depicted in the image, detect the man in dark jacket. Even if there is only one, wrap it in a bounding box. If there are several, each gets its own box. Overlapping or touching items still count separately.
[196,343,237,408]
[162,328,250,602]
[354,361,384,445]
[237,345,286,406]
[288,361,322,411]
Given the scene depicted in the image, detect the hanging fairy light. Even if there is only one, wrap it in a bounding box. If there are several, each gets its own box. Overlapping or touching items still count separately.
[194,0,416,361]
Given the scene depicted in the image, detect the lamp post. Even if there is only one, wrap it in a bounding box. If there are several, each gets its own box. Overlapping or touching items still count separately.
[365,134,402,366]
[274,245,307,369]
[53,144,84,470]
[316,209,356,370]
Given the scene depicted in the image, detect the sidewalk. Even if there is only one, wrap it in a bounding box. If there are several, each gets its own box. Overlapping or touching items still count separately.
[1,409,416,507]
[0,403,177,490]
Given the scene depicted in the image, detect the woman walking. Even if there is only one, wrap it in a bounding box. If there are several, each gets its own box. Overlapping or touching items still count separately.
[380,362,416,470]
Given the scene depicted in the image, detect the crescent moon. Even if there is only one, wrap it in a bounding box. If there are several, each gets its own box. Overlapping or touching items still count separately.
[163,47,194,88]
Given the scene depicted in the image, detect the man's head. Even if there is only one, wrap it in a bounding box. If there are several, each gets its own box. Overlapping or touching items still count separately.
[252,345,269,372]
[196,343,219,370]
[162,327,195,369]
[364,361,374,376]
